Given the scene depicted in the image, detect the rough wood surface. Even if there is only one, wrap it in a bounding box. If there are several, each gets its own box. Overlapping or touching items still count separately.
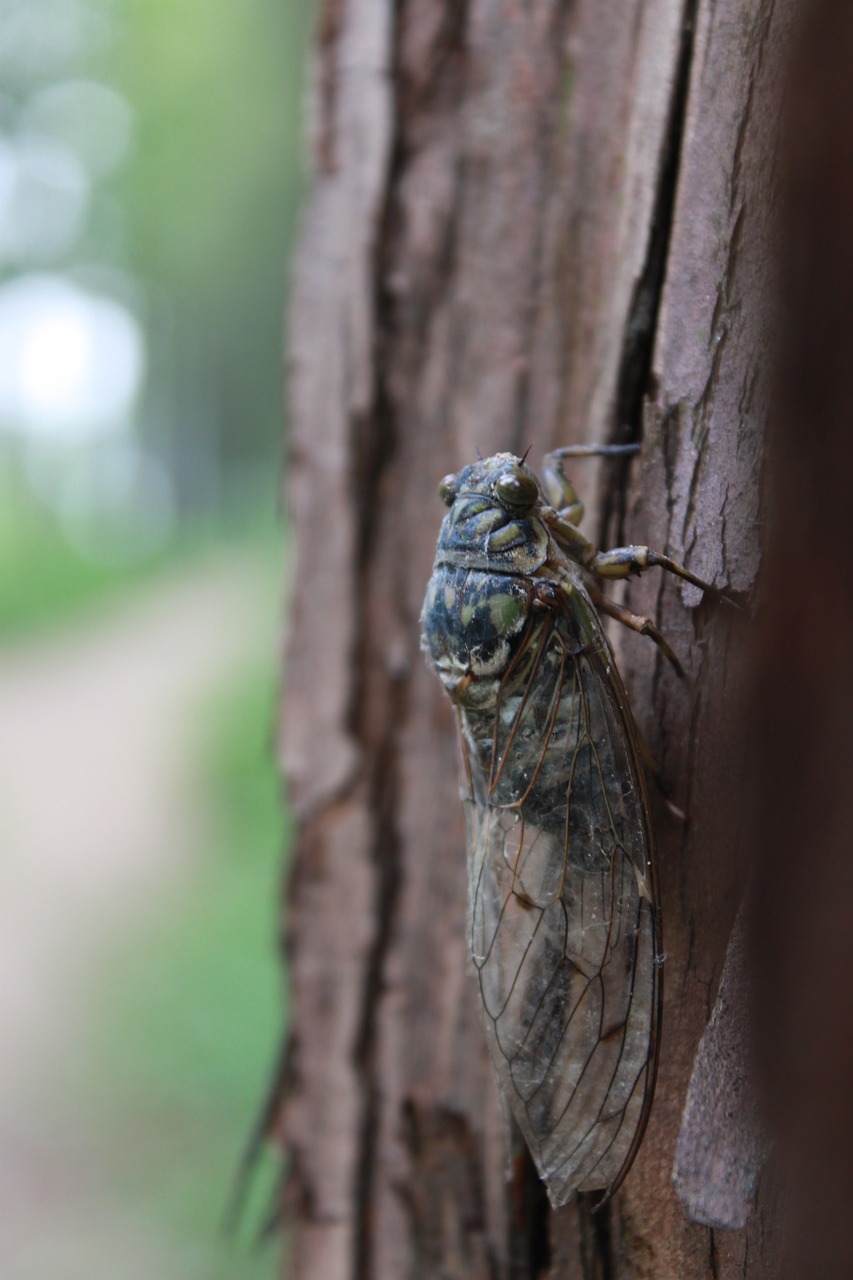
[673,905,767,1230]
[278,0,794,1275]
[586,3,792,1276]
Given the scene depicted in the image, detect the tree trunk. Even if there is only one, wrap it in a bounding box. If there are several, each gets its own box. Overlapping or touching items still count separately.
[277,1,795,1276]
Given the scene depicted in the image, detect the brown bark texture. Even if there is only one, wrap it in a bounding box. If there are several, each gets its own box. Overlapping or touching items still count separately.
[277,0,799,1276]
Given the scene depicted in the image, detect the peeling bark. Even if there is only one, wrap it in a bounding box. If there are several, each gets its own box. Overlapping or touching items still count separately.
[278,0,796,1276]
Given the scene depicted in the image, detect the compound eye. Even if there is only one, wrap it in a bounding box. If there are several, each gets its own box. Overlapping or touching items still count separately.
[494,469,537,512]
[438,473,458,506]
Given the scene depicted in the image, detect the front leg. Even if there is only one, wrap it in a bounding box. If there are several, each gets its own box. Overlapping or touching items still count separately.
[590,544,719,595]
[541,443,640,524]
[540,452,585,524]
[541,453,726,602]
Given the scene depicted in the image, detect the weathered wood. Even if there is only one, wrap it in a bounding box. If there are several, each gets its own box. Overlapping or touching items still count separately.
[280,6,394,1277]
[278,0,794,1275]
[586,3,792,1277]
[673,905,767,1229]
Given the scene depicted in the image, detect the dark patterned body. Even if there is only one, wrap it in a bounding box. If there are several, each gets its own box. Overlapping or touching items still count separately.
[421,453,660,1207]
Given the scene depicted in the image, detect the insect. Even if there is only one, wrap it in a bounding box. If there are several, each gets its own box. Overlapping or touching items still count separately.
[420,446,719,1207]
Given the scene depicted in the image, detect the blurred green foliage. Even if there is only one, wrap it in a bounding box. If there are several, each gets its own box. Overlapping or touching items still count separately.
[89,643,289,1277]
[111,0,312,508]
[0,2,311,1273]
[0,461,176,635]
[0,460,281,637]
[1,0,313,635]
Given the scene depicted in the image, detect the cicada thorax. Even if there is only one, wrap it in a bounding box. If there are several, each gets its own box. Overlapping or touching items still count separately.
[420,563,534,710]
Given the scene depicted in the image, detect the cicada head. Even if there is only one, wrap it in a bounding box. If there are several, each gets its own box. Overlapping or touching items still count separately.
[434,453,549,575]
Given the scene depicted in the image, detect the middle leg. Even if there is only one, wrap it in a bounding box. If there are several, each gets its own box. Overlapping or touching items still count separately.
[587,583,685,677]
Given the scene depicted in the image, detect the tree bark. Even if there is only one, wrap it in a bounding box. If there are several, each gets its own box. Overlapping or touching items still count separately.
[278,1,795,1276]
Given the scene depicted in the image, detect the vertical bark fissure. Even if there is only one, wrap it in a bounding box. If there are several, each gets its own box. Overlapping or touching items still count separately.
[575,1194,612,1280]
[513,0,576,457]
[527,1184,551,1280]
[507,1146,551,1280]
[709,1227,720,1279]
[591,1203,614,1280]
[603,0,700,549]
[352,692,405,1280]
[349,10,408,1274]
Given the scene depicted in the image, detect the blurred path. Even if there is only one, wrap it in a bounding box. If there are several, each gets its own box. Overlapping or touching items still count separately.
[0,552,278,1279]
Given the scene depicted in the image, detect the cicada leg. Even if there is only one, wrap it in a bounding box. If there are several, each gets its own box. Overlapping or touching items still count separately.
[541,443,640,525]
[582,592,688,817]
[548,509,726,601]
[589,544,719,596]
[540,449,720,599]
[540,451,585,524]
[587,584,685,677]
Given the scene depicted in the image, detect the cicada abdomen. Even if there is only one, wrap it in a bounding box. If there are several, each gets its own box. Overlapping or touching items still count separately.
[421,450,672,1206]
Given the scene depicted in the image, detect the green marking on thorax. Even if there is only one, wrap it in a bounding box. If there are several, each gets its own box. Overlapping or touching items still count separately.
[489,522,522,549]
[489,592,526,633]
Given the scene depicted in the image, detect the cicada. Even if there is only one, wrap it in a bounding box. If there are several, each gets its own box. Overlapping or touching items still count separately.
[420,448,717,1207]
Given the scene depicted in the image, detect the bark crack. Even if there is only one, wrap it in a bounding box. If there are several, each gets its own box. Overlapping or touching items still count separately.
[513,0,575,456]
[602,0,701,550]
[353,682,405,1280]
[350,9,408,1275]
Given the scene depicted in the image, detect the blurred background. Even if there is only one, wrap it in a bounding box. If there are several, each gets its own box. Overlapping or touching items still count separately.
[0,0,311,1275]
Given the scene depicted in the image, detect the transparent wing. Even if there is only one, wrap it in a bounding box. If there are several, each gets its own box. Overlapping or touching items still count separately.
[458,585,661,1207]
